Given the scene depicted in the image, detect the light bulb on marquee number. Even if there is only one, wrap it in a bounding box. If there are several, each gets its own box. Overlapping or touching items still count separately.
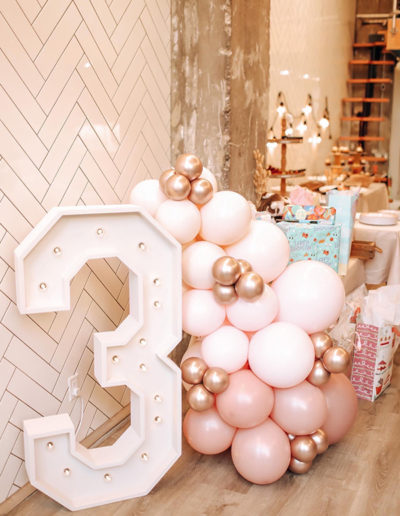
[14,205,182,511]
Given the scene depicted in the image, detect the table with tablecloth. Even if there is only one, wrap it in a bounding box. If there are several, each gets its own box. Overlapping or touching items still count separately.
[355,183,389,213]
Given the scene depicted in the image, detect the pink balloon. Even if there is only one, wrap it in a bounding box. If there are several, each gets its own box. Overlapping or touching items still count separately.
[183,407,236,455]
[231,418,291,484]
[182,241,225,289]
[249,322,315,388]
[216,370,274,428]
[320,373,358,444]
[200,191,252,245]
[129,179,167,217]
[201,325,248,373]
[156,199,201,244]
[200,167,218,192]
[271,380,328,435]
[226,220,290,283]
[272,260,345,334]
[183,290,225,337]
[226,285,278,332]
[181,338,203,391]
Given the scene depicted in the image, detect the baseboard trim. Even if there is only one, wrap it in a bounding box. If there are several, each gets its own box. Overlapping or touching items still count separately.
[0,404,130,515]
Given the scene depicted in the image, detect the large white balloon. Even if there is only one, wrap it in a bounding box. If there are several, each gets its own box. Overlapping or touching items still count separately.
[248,322,315,388]
[129,179,167,217]
[182,241,225,289]
[272,260,345,334]
[182,289,226,337]
[201,325,249,373]
[156,199,201,244]
[226,285,278,332]
[200,191,252,246]
[226,220,290,283]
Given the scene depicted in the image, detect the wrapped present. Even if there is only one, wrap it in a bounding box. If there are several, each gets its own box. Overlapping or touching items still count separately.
[277,221,341,272]
[327,190,359,275]
[351,323,400,401]
[282,205,336,224]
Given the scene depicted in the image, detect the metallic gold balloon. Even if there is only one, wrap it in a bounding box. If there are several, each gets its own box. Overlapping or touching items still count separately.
[307,359,331,386]
[212,282,238,305]
[181,357,208,385]
[322,346,350,374]
[175,154,203,181]
[290,436,318,463]
[212,256,241,285]
[203,367,230,394]
[235,271,264,301]
[310,332,333,358]
[310,429,329,454]
[186,384,214,411]
[164,173,191,200]
[159,168,176,194]
[188,178,213,205]
[288,457,313,474]
[237,259,253,275]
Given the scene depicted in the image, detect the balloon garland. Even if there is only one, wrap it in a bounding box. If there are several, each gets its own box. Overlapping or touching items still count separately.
[129,153,358,484]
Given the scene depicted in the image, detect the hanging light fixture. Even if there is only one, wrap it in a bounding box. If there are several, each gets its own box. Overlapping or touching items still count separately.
[318,96,330,129]
[302,94,313,116]
[276,91,287,116]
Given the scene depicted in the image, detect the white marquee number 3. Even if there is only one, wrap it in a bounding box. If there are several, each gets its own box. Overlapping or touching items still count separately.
[15,206,182,511]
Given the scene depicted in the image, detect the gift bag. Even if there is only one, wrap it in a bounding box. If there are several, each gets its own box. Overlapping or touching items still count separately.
[277,221,341,272]
[326,190,359,275]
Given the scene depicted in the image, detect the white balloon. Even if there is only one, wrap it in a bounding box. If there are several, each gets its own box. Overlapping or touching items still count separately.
[200,167,218,192]
[129,179,167,217]
[182,289,226,337]
[226,285,278,332]
[226,220,290,283]
[156,200,201,244]
[200,191,252,246]
[202,325,249,373]
[182,241,226,289]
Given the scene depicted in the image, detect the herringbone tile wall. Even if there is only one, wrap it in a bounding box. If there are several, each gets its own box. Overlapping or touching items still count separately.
[0,0,171,501]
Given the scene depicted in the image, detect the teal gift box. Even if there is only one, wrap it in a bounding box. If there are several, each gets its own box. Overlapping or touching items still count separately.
[277,221,341,272]
[327,190,359,275]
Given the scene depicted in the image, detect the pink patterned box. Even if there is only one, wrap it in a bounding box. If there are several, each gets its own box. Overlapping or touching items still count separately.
[351,323,399,401]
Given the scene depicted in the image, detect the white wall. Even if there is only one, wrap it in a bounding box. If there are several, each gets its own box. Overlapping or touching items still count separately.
[268,0,356,175]
[0,0,170,502]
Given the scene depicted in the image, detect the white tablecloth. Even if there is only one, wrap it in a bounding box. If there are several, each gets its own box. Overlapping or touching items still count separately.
[342,257,366,294]
[356,183,389,213]
[353,220,400,285]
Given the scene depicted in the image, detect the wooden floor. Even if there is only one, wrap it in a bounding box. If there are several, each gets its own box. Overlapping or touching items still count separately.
[9,349,400,516]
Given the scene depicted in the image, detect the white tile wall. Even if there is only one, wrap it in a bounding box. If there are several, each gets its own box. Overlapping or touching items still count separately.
[268,0,356,174]
[0,0,170,502]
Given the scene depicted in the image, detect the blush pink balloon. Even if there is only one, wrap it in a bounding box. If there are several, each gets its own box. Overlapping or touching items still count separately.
[182,241,225,289]
[156,199,201,244]
[272,260,345,334]
[248,322,315,388]
[183,407,236,455]
[129,179,167,217]
[181,338,203,391]
[216,370,274,428]
[201,325,248,373]
[320,373,358,444]
[226,285,278,332]
[200,166,218,192]
[200,191,252,246]
[183,290,226,337]
[226,220,290,283]
[231,418,291,484]
[271,380,328,435]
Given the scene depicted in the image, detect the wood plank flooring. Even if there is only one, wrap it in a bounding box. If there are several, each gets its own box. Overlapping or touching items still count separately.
[8,348,400,516]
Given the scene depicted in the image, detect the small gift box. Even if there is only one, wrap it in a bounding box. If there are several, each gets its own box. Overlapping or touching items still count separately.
[282,205,336,224]
[277,221,341,272]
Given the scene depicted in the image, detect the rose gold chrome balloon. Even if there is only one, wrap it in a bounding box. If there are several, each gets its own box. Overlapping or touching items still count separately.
[189,178,213,205]
[175,154,203,181]
[290,436,318,463]
[186,384,214,411]
[159,168,176,194]
[212,282,238,305]
[181,357,208,385]
[310,429,329,454]
[212,256,241,285]
[237,259,253,275]
[203,367,230,394]
[288,457,313,474]
[310,332,333,358]
[235,271,264,301]
[322,346,350,374]
[165,173,191,201]
[307,359,330,386]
